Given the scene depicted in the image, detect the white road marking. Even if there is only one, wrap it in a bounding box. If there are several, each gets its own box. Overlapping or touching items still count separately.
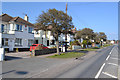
[111,57,119,60]
[95,46,116,78]
[26,68,49,78]
[109,52,112,55]
[108,63,118,66]
[95,63,106,79]
[102,72,117,78]
[41,69,48,72]
[110,46,114,54]
[106,55,110,61]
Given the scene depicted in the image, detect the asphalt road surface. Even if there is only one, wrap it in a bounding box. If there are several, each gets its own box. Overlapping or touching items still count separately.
[2,45,119,79]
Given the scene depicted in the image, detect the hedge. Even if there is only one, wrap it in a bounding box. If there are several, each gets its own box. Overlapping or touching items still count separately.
[34,48,57,56]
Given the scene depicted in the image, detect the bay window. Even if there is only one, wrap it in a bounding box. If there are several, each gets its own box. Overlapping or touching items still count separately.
[28,39,34,47]
[2,38,8,46]
[15,38,22,46]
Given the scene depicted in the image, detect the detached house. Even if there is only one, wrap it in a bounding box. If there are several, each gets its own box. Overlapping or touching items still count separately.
[34,26,75,47]
[0,14,34,51]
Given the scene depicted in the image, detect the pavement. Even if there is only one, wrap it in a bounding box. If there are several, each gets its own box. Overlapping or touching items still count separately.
[5,51,31,60]
[2,45,119,79]
[5,51,58,60]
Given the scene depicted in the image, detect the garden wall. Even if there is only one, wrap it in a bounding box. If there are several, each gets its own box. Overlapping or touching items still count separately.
[35,48,57,56]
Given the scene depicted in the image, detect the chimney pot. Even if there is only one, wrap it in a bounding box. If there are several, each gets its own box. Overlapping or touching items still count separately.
[24,14,29,21]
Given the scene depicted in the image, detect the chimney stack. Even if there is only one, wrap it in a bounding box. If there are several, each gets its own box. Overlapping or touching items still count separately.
[24,14,29,21]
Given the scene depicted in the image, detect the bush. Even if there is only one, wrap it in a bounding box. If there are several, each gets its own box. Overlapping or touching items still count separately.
[96,42,100,44]
[82,40,87,45]
[88,41,92,45]
[71,40,81,46]
[92,47,99,49]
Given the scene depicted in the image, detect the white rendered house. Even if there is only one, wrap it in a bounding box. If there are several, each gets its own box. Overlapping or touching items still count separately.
[34,29,74,47]
[0,14,34,51]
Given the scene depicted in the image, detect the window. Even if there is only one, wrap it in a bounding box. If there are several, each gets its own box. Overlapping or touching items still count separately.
[15,38,22,46]
[2,38,4,46]
[51,40,55,45]
[16,24,22,31]
[28,40,34,46]
[28,27,33,33]
[2,38,8,46]
[20,25,22,31]
[1,24,4,32]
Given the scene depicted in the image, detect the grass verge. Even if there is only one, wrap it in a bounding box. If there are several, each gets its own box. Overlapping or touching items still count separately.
[47,52,85,58]
[81,47,99,51]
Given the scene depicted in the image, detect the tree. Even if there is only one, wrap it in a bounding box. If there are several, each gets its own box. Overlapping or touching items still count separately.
[98,32,107,40]
[94,32,100,43]
[75,30,82,42]
[35,8,74,55]
[80,28,95,47]
[80,28,95,40]
[98,32,107,46]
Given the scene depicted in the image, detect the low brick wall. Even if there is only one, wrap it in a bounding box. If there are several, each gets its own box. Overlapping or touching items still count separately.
[34,48,57,56]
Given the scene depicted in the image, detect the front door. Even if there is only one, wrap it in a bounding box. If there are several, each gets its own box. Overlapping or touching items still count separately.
[35,40,38,44]
[9,39,14,51]
[47,40,49,46]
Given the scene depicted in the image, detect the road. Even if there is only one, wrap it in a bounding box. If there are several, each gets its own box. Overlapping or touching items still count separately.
[2,45,119,79]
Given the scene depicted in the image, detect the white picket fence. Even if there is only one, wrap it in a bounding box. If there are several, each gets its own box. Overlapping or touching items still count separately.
[0,48,5,61]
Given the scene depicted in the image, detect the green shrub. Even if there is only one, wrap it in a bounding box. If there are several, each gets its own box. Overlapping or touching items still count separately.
[82,40,87,45]
[92,47,99,49]
[71,40,81,46]
[96,42,100,44]
[54,54,58,56]
[88,41,92,45]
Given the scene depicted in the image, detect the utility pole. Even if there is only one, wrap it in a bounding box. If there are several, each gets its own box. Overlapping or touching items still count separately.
[65,2,68,52]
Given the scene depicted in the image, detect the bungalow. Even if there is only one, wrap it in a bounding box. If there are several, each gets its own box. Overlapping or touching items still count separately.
[0,14,34,51]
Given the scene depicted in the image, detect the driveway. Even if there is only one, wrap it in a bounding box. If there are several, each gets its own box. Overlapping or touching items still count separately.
[5,51,58,61]
[5,51,31,61]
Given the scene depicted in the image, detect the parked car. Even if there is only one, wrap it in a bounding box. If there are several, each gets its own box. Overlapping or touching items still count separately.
[30,44,48,51]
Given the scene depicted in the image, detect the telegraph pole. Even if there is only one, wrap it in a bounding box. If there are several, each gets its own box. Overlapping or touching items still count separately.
[65,2,68,52]
[66,2,67,14]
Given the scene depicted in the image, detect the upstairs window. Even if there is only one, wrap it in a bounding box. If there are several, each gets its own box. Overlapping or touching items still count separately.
[1,24,4,32]
[28,27,33,33]
[16,24,23,31]
[20,25,22,31]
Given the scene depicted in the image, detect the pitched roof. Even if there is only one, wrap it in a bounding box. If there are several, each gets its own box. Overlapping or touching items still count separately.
[0,14,13,22]
[0,14,34,27]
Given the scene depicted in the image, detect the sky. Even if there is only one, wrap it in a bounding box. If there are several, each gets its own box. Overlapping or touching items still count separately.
[2,2,118,40]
